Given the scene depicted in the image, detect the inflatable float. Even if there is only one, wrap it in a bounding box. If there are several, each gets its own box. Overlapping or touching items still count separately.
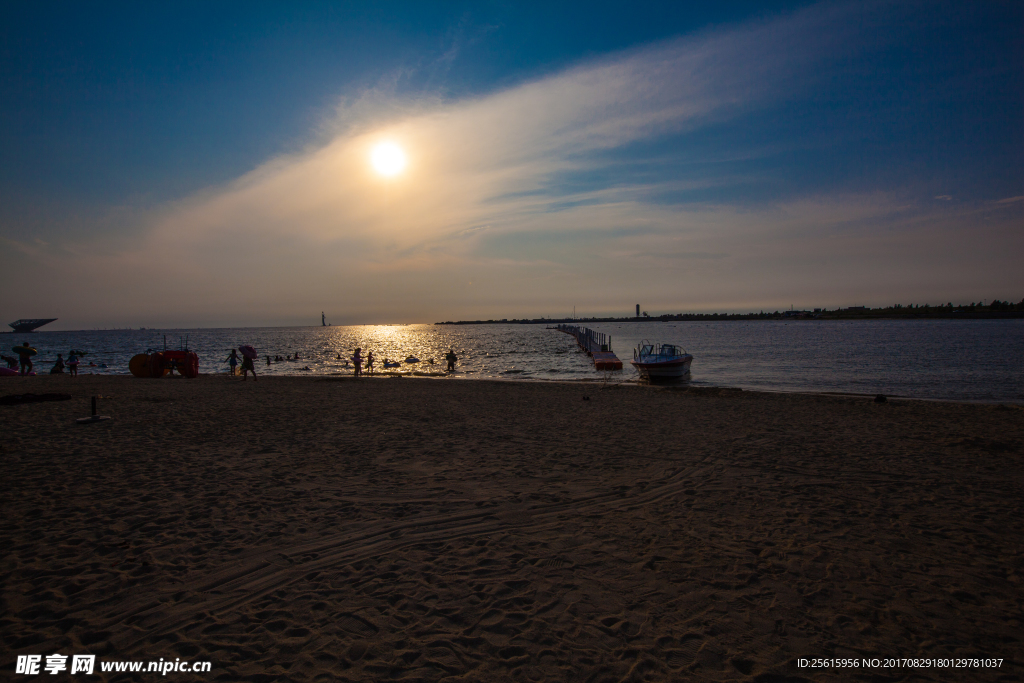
[129,350,199,378]
[1,368,35,376]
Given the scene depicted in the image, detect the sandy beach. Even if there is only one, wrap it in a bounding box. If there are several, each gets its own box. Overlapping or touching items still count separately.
[2,374,1022,681]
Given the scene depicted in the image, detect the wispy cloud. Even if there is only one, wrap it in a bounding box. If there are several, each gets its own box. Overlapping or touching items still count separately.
[134,4,865,255]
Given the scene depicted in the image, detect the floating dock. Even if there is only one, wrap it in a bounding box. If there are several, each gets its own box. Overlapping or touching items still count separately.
[555,324,623,370]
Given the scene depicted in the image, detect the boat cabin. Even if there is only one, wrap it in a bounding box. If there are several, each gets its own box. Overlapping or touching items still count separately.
[635,342,686,360]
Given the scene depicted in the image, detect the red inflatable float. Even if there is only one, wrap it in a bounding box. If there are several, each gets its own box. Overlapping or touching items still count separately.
[129,350,199,378]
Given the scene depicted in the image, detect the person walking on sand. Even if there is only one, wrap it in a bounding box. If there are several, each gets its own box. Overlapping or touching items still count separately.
[445,348,458,372]
[225,348,239,376]
[352,347,363,377]
[16,342,34,376]
[67,351,79,377]
[366,351,375,375]
[240,348,258,381]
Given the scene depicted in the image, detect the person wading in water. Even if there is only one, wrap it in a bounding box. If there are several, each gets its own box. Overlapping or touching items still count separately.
[225,348,239,375]
[240,348,258,381]
[15,342,34,376]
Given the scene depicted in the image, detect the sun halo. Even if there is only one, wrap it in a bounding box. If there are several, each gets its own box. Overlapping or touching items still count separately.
[370,142,407,177]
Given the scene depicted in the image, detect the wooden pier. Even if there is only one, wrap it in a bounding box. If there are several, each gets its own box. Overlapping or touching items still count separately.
[555,324,623,371]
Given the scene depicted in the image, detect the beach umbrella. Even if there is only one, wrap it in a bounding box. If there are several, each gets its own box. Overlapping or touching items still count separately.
[239,345,258,359]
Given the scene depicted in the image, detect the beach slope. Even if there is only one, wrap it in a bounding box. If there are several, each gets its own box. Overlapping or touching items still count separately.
[2,376,1022,681]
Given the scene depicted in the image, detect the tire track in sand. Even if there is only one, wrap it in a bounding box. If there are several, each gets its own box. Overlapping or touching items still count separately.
[90,459,721,653]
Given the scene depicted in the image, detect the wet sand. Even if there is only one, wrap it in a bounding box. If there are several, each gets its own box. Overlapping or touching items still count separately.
[2,375,1022,681]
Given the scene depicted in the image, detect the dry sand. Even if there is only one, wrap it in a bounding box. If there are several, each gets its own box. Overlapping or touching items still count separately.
[1,374,1022,682]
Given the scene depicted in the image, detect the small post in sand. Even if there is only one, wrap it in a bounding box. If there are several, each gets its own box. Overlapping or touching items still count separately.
[77,396,111,424]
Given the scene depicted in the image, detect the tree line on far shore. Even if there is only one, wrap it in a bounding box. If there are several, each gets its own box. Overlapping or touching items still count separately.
[435,298,1024,324]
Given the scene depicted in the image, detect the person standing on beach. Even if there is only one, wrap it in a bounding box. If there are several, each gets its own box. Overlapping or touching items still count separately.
[67,351,79,377]
[225,349,239,376]
[445,348,458,372]
[352,348,363,377]
[366,351,375,374]
[240,348,258,381]
[16,342,34,376]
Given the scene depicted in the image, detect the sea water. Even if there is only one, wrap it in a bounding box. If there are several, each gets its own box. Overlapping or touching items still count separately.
[7,319,1023,402]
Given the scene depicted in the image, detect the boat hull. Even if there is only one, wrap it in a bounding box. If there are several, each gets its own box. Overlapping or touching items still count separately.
[631,356,692,381]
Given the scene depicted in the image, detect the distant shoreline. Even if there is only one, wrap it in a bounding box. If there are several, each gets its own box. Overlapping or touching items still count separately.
[435,309,1024,325]
[7,302,1022,333]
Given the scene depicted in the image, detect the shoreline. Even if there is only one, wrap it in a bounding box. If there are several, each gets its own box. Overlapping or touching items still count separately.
[436,311,1024,324]
[3,375,1022,680]
[7,371,1023,406]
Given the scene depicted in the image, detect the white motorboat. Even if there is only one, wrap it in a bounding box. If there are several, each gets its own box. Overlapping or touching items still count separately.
[631,341,693,381]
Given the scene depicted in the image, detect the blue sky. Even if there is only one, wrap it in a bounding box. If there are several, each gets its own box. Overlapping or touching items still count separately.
[1,1,1021,327]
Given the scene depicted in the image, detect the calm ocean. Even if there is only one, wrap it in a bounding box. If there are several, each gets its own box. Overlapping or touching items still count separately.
[7,320,1023,402]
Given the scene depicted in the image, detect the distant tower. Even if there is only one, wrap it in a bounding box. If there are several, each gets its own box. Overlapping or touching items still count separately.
[636,304,640,318]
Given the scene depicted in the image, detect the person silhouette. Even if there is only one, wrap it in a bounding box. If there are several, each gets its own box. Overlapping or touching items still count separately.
[225,349,239,375]
[15,342,34,376]
[239,347,258,381]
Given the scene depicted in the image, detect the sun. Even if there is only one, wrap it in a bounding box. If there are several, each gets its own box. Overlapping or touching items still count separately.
[370,141,407,177]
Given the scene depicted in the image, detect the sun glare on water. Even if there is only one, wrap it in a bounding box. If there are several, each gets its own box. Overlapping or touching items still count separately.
[370,142,407,177]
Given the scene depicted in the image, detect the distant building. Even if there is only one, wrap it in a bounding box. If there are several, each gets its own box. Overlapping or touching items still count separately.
[636,304,640,317]
[8,318,57,333]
